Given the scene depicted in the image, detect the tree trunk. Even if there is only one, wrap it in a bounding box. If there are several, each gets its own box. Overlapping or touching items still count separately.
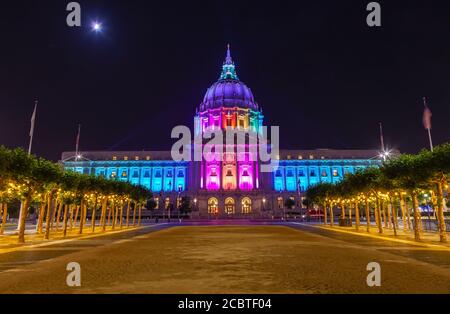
[436,180,447,243]
[375,197,383,234]
[132,202,137,226]
[365,199,370,232]
[126,199,131,228]
[400,195,407,231]
[18,197,31,243]
[380,201,387,228]
[0,203,7,235]
[92,196,98,233]
[37,202,46,234]
[355,202,360,231]
[55,201,63,231]
[390,198,397,236]
[69,205,74,230]
[323,202,327,225]
[107,205,112,226]
[119,202,124,229]
[329,202,334,227]
[405,197,411,230]
[112,204,117,230]
[78,199,86,234]
[44,193,55,240]
[340,201,345,219]
[72,205,80,230]
[101,199,108,232]
[62,204,69,237]
[50,199,58,231]
[386,200,391,229]
[411,192,421,241]
[138,204,142,226]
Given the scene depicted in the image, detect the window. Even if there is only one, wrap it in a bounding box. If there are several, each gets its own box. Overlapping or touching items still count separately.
[287,155,291,160]
[143,171,150,178]
[208,197,219,214]
[111,171,116,178]
[241,197,252,214]
[286,170,294,177]
[154,197,159,210]
[124,156,128,161]
[177,170,184,177]
[298,169,305,177]
[275,170,282,177]
[146,156,151,160]
[310,169,316,177]
[333,169,339,177]
[122,171,127,178]
[112,156,117,161]
[225,197,235,215]
[321,170,327,177]
[277,197,283,209]
[309,155,314,160]
[298,155,303,160]
[135,156,139,161]
[176,197,182,208]
[164,197,171,209]
[132,170,139,178]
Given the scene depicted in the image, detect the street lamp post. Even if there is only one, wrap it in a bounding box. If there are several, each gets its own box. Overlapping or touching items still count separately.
[193,198,197,218]
[177,184,182,221]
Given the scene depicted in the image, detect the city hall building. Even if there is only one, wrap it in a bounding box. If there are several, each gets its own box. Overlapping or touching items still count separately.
[62,47,382,218]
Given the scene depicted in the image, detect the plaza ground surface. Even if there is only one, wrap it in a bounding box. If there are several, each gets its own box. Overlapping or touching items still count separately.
[0,222,449,293]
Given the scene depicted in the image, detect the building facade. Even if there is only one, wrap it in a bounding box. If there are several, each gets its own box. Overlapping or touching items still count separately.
[62,47,382,218]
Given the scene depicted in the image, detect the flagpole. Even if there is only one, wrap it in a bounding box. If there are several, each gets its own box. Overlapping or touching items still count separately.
[75,124,81,160]
[20,100,37,231]
[427,126,433,152]
[379,122,386,161]
[423,97,434,152]
[28,100,38,155]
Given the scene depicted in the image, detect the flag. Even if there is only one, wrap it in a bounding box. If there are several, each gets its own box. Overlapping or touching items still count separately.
[29,101,37,137]
[422,97,432,130]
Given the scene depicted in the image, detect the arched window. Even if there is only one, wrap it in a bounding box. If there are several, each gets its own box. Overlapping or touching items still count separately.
[164,197,171,209]
[277,197,283,209]
[225,197,235,215]
[208,197,219,214]
[241,197,252,214]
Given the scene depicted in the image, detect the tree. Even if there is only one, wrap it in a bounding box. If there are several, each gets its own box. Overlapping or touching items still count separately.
[383,154,429,241]
[178,196,192,217]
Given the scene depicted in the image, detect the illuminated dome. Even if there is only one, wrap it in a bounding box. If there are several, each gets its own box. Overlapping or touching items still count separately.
[199,46,259,112]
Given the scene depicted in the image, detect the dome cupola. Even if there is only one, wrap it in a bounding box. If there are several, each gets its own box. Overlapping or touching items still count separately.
[199,45,259,112]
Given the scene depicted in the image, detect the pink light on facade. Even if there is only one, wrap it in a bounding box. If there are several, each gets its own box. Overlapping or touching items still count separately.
[238,164,253,191]
[206,164,220,190]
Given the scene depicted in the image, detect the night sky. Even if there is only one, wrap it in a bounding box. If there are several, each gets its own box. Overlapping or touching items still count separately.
[1,0,449,161]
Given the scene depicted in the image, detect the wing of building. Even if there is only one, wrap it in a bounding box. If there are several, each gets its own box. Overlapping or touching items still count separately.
[62,47,391,218]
